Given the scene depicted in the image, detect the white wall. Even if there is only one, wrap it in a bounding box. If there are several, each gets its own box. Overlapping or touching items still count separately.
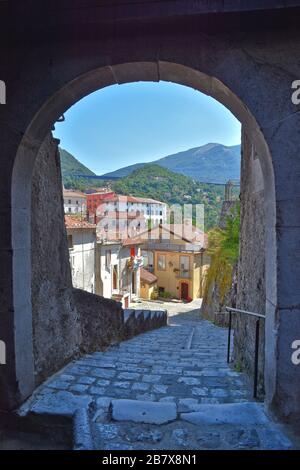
[99,243,122,299]
[99,200,167,226]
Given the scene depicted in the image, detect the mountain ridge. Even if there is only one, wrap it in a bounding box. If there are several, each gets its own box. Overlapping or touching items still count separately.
[102,143,241,184]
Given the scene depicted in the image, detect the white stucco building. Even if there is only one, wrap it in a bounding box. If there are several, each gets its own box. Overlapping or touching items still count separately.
[94,194,167,227]
[65,215,96,293]
[63,190,86,214]
[98,238,142,308]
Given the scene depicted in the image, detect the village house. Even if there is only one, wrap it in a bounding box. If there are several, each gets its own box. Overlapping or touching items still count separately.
[63,189,87,214]
[65,215,143,306]
[139,224,209,301]
[65,215,97,293]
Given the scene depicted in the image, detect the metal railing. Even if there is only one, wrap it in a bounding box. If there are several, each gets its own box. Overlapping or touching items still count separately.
[225,307,265,399]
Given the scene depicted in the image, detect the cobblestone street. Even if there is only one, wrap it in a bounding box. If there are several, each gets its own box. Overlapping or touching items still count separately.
[22,302,293,450]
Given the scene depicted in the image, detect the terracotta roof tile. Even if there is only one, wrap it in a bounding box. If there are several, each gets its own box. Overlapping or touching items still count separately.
[140,268,158,284]
[65,215,96,229]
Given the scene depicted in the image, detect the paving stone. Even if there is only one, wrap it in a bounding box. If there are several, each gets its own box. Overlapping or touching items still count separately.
[78,376,96,385]
[96,379,110,387]
[256,427,292,450]
[29,390,92,416]
[182,370,203,377]
[178,376,201,386]
[96,424,120,440]
[152,384,168,394]
[70,384,89,393]
[178,398,199,412]
[196,431,222,449]
[90,386,107,396]
[132,382,150,392]
[118,372,140,380]
[103,443,134,450]
[113,381,131,389]
[96,397,112,409]
[60,374,76,382]
[112,399,177,424]
[199,397,222,404]
[171,428,189,447]
[136,393,157,401]
[210,388,229,398]
[124,427,163,444]
[47,380,71,390]
[191,387,209,397]
[159,396,176,402]
[224,429,260,449]
[67,365,91,375]
[90,368,116,379]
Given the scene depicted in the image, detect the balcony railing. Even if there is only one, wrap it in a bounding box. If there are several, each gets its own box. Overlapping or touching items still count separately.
[142,242,202,253]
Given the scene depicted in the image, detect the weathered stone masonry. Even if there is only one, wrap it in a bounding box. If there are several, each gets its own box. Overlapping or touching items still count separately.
[32,134,81,383]
[31,134,167,386]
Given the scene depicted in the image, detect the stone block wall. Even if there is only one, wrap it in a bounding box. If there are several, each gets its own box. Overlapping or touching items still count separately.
[233,129,266,395]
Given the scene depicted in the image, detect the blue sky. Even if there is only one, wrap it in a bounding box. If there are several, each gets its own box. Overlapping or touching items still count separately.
[53,81,241,175]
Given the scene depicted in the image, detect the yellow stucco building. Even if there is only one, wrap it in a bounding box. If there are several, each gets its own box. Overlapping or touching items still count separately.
[140,225,210,301]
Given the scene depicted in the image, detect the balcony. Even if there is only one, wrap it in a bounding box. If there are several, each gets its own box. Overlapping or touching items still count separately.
[175,269,192,279]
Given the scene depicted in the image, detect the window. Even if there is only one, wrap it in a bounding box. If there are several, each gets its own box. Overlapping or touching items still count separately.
[180,256,190,278]
[157,254,166,271]
[68,208,71,213]
[112,265,118,290]
[76,200,79,204]
[68,199,71,204]
[180,256,190,270]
